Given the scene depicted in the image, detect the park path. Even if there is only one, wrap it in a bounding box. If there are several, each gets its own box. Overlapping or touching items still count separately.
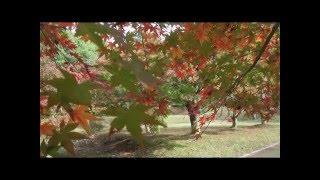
[241,143,280,158]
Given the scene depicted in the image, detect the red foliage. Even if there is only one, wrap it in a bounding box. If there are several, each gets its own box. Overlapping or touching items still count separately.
[199,116,205,126]
[264,96,271,104]
[156,99,170,115]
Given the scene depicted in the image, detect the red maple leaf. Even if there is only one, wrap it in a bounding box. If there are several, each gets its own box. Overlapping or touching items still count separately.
[147,85,156,92]
[209,113,215,120]
[71,105,101,134]
[68,43,77,50]
[144,97,155,105]
[40,122,55,136]
[156,99,169,115]
[89,72,95,79]
[199,116,205,126]
[174,69,185,79]
[186,68,194,76]
[264,97,271,104]
[195,23,210,45]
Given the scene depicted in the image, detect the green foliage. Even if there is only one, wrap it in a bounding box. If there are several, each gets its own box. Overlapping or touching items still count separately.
[109,67,138,93]
[109,104,166,144]
[198,41,213,56]
[149,57,170,77]
[46,68,101,107]
[65,30,100,65]
[53,44,78,64]
[122,56,161,87]
[160,77,197,105]
[43,30,100,66]
[165,32,179,46]
[149,116,167,134]
[75,23,110,51]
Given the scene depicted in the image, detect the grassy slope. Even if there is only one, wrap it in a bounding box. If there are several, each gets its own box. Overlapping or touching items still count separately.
[53,115,280,158]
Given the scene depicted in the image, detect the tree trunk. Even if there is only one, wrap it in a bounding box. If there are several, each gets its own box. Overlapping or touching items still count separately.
[186,102,201,134]
[189,113,200,134]
[260,113,266,125]
[144,124,150,133]
[231,116,237,128]
[253,114,257,120]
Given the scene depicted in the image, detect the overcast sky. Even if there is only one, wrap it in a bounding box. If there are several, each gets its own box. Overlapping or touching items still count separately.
[71,22,179,41]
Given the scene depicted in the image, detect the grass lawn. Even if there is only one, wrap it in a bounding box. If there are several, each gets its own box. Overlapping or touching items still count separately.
[52,115,280,158]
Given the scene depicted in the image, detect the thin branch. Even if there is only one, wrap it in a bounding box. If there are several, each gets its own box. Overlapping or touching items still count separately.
[237,49,259,59]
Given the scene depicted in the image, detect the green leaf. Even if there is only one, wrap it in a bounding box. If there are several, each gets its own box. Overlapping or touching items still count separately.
[123,56,161,87]
[110,67,138,93]
[126,117,143,145]
[182,33,196,49]
[109,104,159,145]
[165,32,179,46]
[101,107,125,116]
[47,91,61,108]
[198,41,212,56]
[60,137,75,155]
[125,31,135,42]
[179,83,196,94]
[75,23,109,51]
[142,117,167,128]
[104,64,120,74]
[59,68,78,85]
[80,81,101,90]
[46,146,61,156]
[62,123,79,132]
[40,139,47,153]
[108,51,122,63]
[47,69,98,105]
[48,135,60,147]
[111,117,126,131]
[149,57,170,77]
[66,132,87,140]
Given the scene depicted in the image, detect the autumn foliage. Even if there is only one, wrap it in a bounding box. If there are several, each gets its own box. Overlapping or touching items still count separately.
[40,22,280,157]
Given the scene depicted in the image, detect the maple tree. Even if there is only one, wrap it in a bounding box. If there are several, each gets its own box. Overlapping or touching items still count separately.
[40,22,280,157]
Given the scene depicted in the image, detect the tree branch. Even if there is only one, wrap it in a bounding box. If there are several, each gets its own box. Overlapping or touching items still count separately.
[194,23,280,138]
[225,23,280,96]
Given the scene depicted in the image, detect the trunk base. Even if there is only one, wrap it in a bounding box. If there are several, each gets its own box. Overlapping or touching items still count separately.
[231,117,237,128]
[186,102,201,135]
[190,114,201,134]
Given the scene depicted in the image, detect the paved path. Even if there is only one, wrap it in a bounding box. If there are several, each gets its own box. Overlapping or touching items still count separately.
[241,143,280,158]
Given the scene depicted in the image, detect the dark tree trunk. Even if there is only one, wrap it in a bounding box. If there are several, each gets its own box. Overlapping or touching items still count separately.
[144,124,150,133]
[231,116,237,128]
[260,113,266,125]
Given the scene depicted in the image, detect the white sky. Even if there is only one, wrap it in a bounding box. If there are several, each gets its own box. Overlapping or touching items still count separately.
[71,22,179,41]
